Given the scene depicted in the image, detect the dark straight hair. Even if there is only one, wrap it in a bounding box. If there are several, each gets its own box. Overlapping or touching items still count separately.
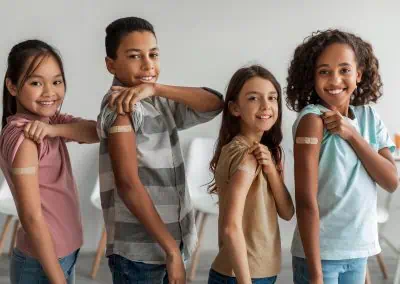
[2,39,67,129]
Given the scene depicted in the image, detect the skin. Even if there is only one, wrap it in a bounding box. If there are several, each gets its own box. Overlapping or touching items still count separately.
[104,31,223,283]
[295,43,398,284]
[5,55,98,283]
[221,77,294,283]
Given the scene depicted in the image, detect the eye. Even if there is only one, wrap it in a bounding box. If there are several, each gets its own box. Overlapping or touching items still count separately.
[248,96,257,101]
[128,54,140,59]
[318,69,329,75]
[54,80,64,86]
[30,81,42,87]
[341,68,351,74]
[150,53,159,59]
[269,96,278,101]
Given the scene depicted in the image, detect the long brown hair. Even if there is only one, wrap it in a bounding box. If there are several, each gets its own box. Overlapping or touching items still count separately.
[209,65,283,194]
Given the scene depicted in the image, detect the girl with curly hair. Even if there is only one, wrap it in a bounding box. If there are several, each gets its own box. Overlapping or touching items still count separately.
[287,29,399,284]
[208,65,294,284]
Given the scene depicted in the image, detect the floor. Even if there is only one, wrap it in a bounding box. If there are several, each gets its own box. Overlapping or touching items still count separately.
[0,250,398,283]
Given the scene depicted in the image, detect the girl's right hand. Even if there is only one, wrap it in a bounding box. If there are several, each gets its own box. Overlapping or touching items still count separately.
[23,120,57,144]
[166,251,186,283]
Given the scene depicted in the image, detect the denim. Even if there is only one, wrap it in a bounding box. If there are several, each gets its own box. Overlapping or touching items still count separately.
[208,269,277,284]
[292,256,367,284]
[10,248,79,284]
[108,254,170,284]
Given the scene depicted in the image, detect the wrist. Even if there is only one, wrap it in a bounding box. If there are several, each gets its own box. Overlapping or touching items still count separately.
[50,124,61,137]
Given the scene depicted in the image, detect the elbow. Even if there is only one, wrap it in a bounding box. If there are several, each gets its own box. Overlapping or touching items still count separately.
[19,211,45,231]
[383,177,399,193]
[296,200,319,217]
[279,206,295,221]
[221,224,241,243]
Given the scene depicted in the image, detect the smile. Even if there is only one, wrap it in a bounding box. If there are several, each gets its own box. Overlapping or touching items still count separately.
[138,76,156,81]
[256,115,272,120]
[326,88,347,95]
[37,101,56,106]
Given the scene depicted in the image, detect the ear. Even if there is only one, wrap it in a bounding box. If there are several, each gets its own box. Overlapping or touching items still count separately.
[356,69,362,84]
[105,57,116,75]
[5,78,17,97]
[228,101,241,117]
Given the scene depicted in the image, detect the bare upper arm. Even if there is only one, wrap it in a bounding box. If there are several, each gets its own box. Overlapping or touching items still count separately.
[108,115,141,190]
[222,154,258,228]
[11,138,42,219]
[294,114,323,206]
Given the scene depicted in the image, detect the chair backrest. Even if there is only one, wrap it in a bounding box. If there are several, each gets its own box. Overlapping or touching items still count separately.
[0,174,13,201]
[90,175,101,210]
[185,137,217,199]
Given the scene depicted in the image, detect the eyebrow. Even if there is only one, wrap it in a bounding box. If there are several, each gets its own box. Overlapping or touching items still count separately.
[125,47,159,53]
[316,62,352,69]
[28,74,63,79]
[245,91,277,96]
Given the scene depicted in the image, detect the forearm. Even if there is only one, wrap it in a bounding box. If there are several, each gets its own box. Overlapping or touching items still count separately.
[154,84,223,112]
[21,216,65,284]
[118,183,180,256]
[53,120,99,143]
[267,169,295,220]
[348,132,398,191]
[296,205,322,280]
[222,226,252,284]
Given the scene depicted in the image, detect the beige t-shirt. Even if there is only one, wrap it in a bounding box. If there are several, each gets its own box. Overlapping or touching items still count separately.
[211,136,281,278]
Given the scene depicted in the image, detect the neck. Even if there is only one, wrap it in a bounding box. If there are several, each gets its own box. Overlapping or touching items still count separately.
[238,128,263,145]
[321,100,351,117]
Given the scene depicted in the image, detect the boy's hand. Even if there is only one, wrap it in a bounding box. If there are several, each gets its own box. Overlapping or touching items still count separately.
[108,84,156,115]
[321,110,356,141]
[166,251,186,283]
[249,142,275,174]
[19,120,57,144]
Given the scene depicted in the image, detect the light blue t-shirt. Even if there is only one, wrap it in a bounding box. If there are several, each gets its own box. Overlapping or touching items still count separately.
[291,104,395,260]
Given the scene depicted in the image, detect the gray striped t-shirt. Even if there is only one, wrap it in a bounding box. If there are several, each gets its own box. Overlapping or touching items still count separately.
[97,78,222,263]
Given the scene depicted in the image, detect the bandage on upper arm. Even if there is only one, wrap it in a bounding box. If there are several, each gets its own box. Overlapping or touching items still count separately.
[109,125,133,134]
[11,166,37,175]
[236,157,257,177]
[296,137,319,145]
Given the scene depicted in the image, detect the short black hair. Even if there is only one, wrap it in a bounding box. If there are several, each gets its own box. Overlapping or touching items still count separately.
[105,17,156,59]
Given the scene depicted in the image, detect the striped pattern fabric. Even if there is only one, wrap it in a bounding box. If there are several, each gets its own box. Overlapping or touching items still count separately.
[97,78,222,264]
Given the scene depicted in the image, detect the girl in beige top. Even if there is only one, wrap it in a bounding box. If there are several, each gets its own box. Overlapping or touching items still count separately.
[208,65,295,284]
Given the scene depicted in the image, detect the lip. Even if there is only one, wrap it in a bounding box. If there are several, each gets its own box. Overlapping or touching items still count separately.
[256,114,272,120]
[36,100,56,106]
[136,75,157,82]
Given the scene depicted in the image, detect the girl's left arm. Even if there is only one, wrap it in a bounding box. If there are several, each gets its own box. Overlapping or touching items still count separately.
[52,120,99,143]
[322,110,398,192]
[23,120,99,144]
[347,134,398,191]
[266,166,295,221]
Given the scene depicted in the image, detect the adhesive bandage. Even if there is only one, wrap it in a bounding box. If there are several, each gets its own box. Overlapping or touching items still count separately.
[11,166,37,175]
[237,164,256,176]
[296,137,319,145]
[109,125,133,134]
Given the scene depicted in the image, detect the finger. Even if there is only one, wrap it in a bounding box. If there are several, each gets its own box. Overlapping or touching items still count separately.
[321,110,339,119]
[325,121,339,130]
[34,127,44,143]
[28,121,40,138]
[124,90,136,113]
[116,91,129,115]
[322,115,340,124]
[38,130,47,144]
[24,123,33,138]
[110,86,126,92]
[108,91,122,108]
[248,144,259,154]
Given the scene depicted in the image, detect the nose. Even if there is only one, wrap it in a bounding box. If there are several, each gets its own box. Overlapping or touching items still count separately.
[330,71,342,85]
[261,98,271,110]
[141,56,154,71]
[42,82,56,96]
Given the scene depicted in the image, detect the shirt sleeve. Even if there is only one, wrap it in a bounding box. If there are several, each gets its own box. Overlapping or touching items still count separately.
[225,139,259,179]
[51,113,83,124]
[372,107,395,153]
[97,97,144,139]
[166,87,223,130]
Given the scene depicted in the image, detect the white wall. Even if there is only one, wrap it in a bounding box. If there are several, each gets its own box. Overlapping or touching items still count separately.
[0,0,399,253]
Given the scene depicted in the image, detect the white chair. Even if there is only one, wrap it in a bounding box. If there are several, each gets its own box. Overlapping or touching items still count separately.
[186,137,219,281]
[89,176,107,279]
[0,178,20,256]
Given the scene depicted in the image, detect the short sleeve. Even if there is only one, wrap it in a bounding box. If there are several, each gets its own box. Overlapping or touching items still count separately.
[222,139,259,179]
[292,104,328,139]
[166,87,223,130]
[97,95,144,139]
[372,107,395,153]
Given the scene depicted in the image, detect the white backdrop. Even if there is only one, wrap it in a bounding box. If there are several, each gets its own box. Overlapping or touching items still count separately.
[0,0,399,253]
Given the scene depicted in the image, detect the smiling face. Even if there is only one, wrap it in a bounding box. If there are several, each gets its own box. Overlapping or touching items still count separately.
[229,76,279,141]
[314,43,362,114]
[7,54,65,118]
[106,31,160,87]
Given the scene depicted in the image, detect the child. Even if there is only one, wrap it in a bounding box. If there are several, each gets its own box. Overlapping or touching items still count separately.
[208,65,295,284]
[286,29,399,284]
[0,40,99,283]
[97,17,223,283]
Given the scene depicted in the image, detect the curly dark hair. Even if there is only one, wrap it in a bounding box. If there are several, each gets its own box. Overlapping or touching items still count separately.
[209,65,284,194]
[286,29,382,112]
